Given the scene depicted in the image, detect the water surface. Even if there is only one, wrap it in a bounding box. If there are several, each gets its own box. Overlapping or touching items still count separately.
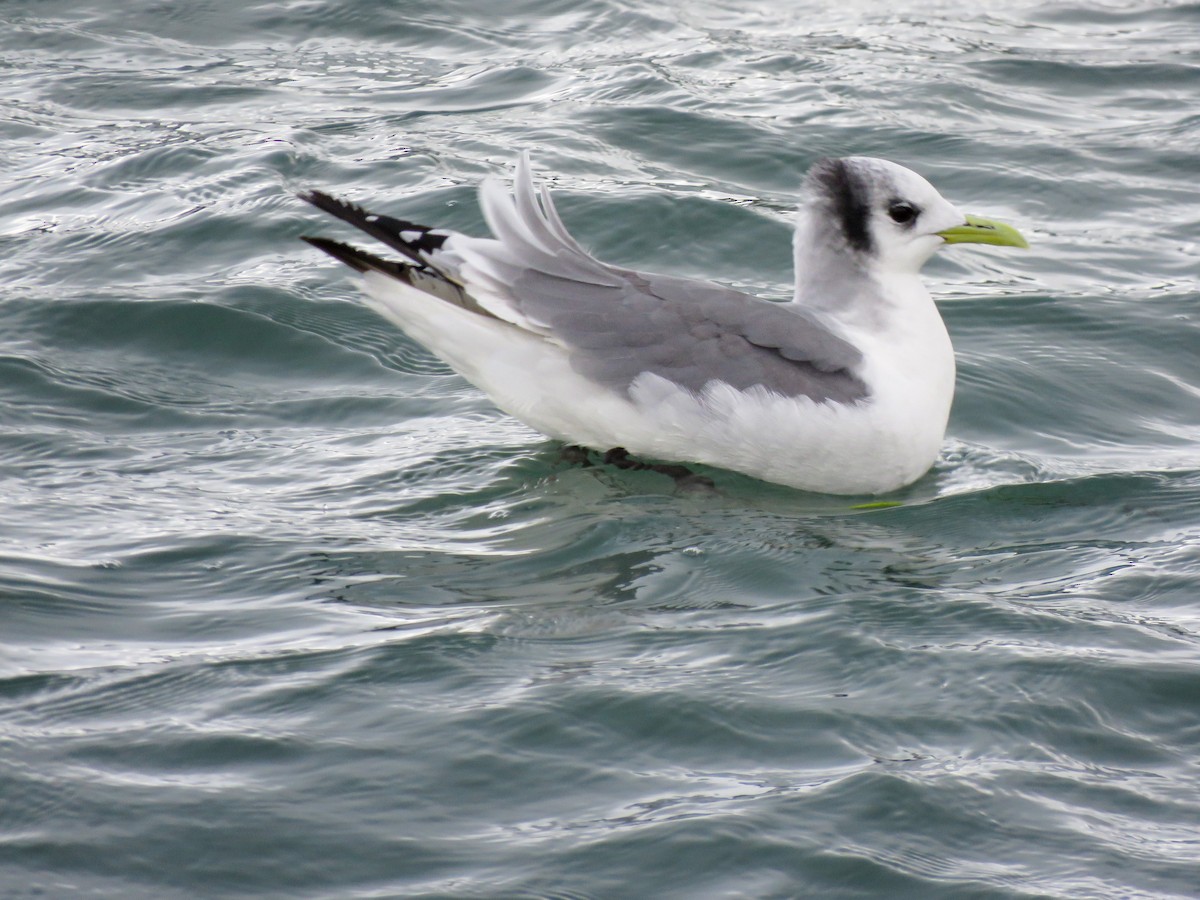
[2,1,1199,896]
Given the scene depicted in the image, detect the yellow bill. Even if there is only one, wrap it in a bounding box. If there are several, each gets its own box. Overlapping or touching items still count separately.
[937,214,1028,249]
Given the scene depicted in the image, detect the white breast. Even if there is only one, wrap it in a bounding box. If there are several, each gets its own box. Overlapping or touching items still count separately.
[362,270,956,495]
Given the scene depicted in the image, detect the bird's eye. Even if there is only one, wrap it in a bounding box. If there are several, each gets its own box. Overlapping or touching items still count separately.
[888,201,918,225]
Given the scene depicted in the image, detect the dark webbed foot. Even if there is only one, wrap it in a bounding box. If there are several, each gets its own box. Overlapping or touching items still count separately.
[559,444,715,490]
[602,447,716,491]
[559,444,594,468]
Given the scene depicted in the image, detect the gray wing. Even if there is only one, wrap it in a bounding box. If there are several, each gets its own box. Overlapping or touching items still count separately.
[513,265,867,403]
[448,154,868,405]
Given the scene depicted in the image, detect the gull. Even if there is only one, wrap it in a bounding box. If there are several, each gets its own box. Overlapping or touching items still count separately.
[299,153,1026,494]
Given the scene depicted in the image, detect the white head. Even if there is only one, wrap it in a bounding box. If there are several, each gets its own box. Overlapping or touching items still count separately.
[798,156,1027,277]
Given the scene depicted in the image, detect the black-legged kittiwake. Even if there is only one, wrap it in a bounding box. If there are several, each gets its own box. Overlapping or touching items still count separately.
[300,153,1027,494]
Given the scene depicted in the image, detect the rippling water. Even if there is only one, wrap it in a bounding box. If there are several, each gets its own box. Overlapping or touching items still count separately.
[2,1,1199,896]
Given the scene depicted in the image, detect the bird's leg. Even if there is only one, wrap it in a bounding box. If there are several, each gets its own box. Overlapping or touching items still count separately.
[559,444,595,468]
[602,447,715,491]
[560,445,714,490]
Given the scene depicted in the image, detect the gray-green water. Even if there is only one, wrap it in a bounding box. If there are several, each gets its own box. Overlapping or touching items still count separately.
[3,1,1199,897]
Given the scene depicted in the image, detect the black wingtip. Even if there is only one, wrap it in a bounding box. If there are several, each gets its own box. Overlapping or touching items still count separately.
[297,188,444,267]
[297,189,366,219]
[300,234,483,315]
[301,235,393,275]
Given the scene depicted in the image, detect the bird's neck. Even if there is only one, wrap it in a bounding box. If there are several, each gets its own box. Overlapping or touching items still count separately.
[791,215,868,312]
[790,212,924,332]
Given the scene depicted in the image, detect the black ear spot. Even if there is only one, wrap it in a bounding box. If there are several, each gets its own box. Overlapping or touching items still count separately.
[810,158,872,254]
[888,200,919,226]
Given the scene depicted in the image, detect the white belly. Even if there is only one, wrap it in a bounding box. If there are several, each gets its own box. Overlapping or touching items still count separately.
[361,272,956,495]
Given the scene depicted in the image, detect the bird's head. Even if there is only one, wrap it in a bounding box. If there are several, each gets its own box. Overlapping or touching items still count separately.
[801,156,1027,276]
